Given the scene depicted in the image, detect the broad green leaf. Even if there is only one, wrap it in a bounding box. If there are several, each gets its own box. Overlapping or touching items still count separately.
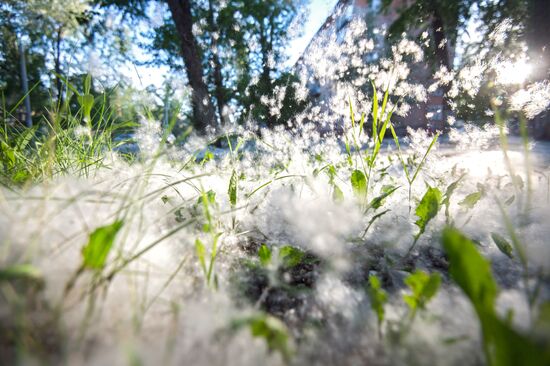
[351,170,367,198]
[368,274,387,327]
[258,244,272,267]
[332,184,344,202]
[495,199,528,267]
[535,301,550,333]
[77,94,94,120]
[1,141,15,168]
[403,270,441,311]
[279,246,305,268]
[442,227,549,366]
[0,264,42,283]
[228,169,238,207]
[483,310,550,366]
[81,220,123,270]
[233,314,292,362]
[250,315,290,358]
[459,191,482,209]
[414,186,442,236]
[441,227,497,314]
[206,190,217,205]
[84,73,92,94]
[491,233,514,259]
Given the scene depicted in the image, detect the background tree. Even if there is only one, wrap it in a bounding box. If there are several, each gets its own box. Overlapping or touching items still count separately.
[144,0,307,128]
[0,0,139,124]
[525,0,550,139]
[382,0,474,71]
[166,0,216,131]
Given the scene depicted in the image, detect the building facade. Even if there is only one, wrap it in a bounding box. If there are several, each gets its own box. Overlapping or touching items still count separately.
[295,0,450,134]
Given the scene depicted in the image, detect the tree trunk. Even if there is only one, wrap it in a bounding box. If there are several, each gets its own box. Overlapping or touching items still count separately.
[18,39,32,128]
[167,0,216,132]
[54,26,63,105]
[430,2,451,130]
[207,0,226,126]
[526,0,550,139]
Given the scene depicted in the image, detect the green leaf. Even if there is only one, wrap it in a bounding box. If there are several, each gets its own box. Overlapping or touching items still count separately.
[326,164,337,183]
[84,73,92,94]
[368,275,387,326]
[345,141,352,166]
[459,191,482,209]
[369,186,399,210]
[1,141,15,168]
[362,209,390,238]
[0,264,42,283]
[233,314,292,362]
[199,190,216,233]
[351,170,367,198]
[77,94,95,120]
[491,233,514,259]
[414,186,442,236]
[332,184,344,202]
[403,270,441,311]
[535,301,550,333]
[201,149,214,164]
[358,112,366,135]
[206,190,217,205]
[258,244,272,267]
[441,227,550,366]
[228,169,238,207]
[443,175,464,206]
[81,220,123,271]
[371,82,379,137]
[195,238,207,275]
[443,175,465,223]
[441,227,497,314]
[410,133,439,184]
[279,246,305,268]
[206,233,221,284]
